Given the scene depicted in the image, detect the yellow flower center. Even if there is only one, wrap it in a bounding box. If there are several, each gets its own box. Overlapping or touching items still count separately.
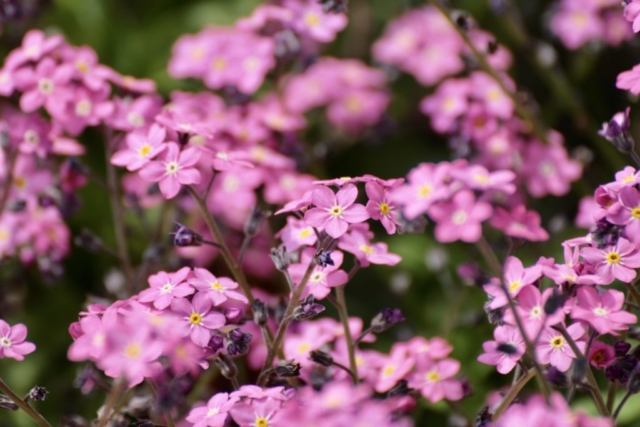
[124,342,141,359]
[359,244,373,254]
[379,202,390,215]
[473,173,489,184]
[623,175,635,183]
[632,207,640,219]
[211,281,223,291]
[344,95,362,113]
[212,57,227,71]
[452,210,468,225]
[189,313,202,326]
[139,144,152,158]
[75,99,92,116]
[14,176,26,190]
[593,307,608,316]
[418,184,432,198]
[298,343,310,353]
[550,336,565,349]
[127,112,145,127]
[425,370,440,383]
[0,228,9,242]
[508,280,521,292]
[76,60,89,74]
[207,407,219,418]
[304,12,321,27]
[299,228,312,238]
[38,78,54,94]
[330,205,343,217]
[606,251,621,264]
[383,365,396,377]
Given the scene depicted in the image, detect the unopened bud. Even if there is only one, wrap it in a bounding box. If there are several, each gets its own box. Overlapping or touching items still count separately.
[214,354,238,379]
[170,223,203,247]
[292,295,325,320]
[0,394,18,411]
[74,229,103,252]
[270,246,290,271]
[387,380,412,397]
[24,386,48,402]
[275,359,301,377]
[309,350,334,367]
[599,108,634,154]
[317,251,334,267]
[546,366,568,388]
[544,288,566,316]
[370,308,405,333]
[615,341,632,357]
[207,335,225,353]
[244,206,270,237]
[252,299,268,326]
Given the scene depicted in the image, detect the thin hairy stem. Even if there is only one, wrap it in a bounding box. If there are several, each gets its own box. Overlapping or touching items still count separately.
[492,368,536,420]
[0,376,51,427]
[332,286,358,383]
[96,378,126,427]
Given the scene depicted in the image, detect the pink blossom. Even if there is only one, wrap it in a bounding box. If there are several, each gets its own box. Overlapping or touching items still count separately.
[550,8,603,49]
[139,142,201,199]
[365,181,401,234]
[429,190,492,243]
[14,57,74,117]
[338,224,401,267]
[617,64,640,95]
[137,267,194,310]
[570,287,636,335]
[575,196,597,229]
[230,397,283,427]
[580,237,640,284]
[536,323,586,372]
[521,138,582,198]
[450,164,516,194]
[188,268,249,306]
[588,341,615,369]
[0,320,36,361]
[489,205,549,241]
[407,358,463,403]
[607,186,640,243]
[420,78,470,133]
[170,293,226,347]
[230,385,287,401]
[304,184,369,239]
[484,256,542,309]
[504,285,566,338]
[477,325,525,374]
[290,1,348,43]
[288,248,348,300]
[111,124,167,171]
[624,0,640,32]
[374,345,415,392]
[390,163,450,220]
[186,392,239,427]
[277,216,317,252]
[5,29,63,69]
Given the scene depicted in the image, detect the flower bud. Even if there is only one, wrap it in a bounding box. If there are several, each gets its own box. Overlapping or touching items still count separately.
[252,299,268,326]
[74,229,104,253]
[599,108,634,154]
[309,350,334,367]
[270,246,290,271]
[275,359,301,377]
[317,251,335,267]
[370,308,405,333]
[544,288,566,316]
[387,380,412,397]
[292,295,325,320]
[244,206,270,238]
[207,335,225,353]
[170,223,203,247]
[317,0,348,13]
[0,394,18,411]
[546,366,568,388]
[214,353,238,379]
[24,386,48,402]
[224,307,243,324]
[615,341,632,357]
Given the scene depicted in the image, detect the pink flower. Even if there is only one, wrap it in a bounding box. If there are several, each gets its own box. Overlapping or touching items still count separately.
[304,184,369,239]
[186,392,239,427]
[139,142,201,199]
[408,358,463,403]
[588,341,615,369]
[0,320,36,361]
[477,325,525,374]
[428,190,492,243]
[550,8,603,50]
[503,285,565,338]
[570,287,636,335]
[111,124,168,171]
[188,268,249,306]
[521,139,582,198]
[171,293,226,347]
[420,79,470,133]
[288,248,348,300]
[277,216,317,252]
[624,0,640,33]
[5,29,63,69]
[489,205,549,241]
[230,398,283,427]
[607,186,640,243]
[580,237,640,284]
[390,163,450,220]
[374,345,415,393]
[365,181,401,234]
[617,64,640,95]
[536,323,586,372]
[338,224,401,267]
[137,267,194,310]
[14,57,74,117]
[291,1,348,43]
[484,256,542,309]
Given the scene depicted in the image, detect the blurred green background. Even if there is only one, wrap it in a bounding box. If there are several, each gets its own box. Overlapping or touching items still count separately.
[1,0,640,425]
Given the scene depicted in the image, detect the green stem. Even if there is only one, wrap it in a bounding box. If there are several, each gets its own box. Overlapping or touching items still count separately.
[492,368,536,420]
[0,376,51,427]
[624,281,640,307]
[606,380,618,415]
[258,259,317,385]
[613,389,632,419]
[186,186,254,304]
[427,0,549,144]
[104,134,134,288]
[555,324,609,416]
[96,378,126,427]
[0,148,18,217]
[334,286,358,383]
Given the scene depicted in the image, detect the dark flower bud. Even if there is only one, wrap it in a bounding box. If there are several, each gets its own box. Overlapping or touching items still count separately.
[292,295,325,320]
[170,223,203,247]
[483,301,504,325]
[252,299,268,326]
[214,354,238,379]
[74,229,104,253]
[627,363,640,394]
[0,394,18,411]
[546,366,568,388]
[309,350,334,367]
[605,355,637,384]
[227,341,249,357]
[615,341,632,357]
[244,206,270,238]
[475,407,492,427]
[544,288,567,316]
[270,246,290,271]
[487,40,499,55]
[387,380,413,397]
[228,328,252,343]
[570,358,588,385]
[310,365,331,391]
[370,308,405,333]
[317,251,334,267]
[496,343,519,356]
[7,199,26,212]
[275,359,301,377]
[24,386,48,402]
[590,219,623,249]
[207,335,225,353]
[317,0,348,13]
[452,11,470,31]
[599,108,634,154]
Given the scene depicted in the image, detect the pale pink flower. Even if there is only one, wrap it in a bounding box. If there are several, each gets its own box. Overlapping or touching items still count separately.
[374,345,415,392]
[484,257,542,309]
[186,392,239,427]
[503,285,565,337]
[365,181,401,234]
[139,142,201,199]
[408,358,463,403]
[536,323,586,372]
[570,287,636,335]
[617,64,640,95]
[580,237,640,284]
[338,224,401,267]
[188,268,248,306]
[230,397,283,427]
[288,248,348,300]
[624,0,640,33]
[171,293,226,347]
[0,320,36,361]
[390,163,450,220]
[429,190,492,243]
[304,184,369,239]
[110,124,167,171]
[137,267,194,310]
[477,325,525,374]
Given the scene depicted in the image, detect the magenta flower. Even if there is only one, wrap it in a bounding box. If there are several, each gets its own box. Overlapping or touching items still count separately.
[607,186,640,243]
[503,285,565,338]
[288,248,348,300]
[374,345,415,393]
[588,341,615,369]
[137,267,194,310]
[570,287,637,335]
[0,320,36,361]
[365,181,401,234]
[304,184,369,239]
[14,57,74,117]
[188,268,249,306]
[5,29,63,69]
[110,124,168,171]
[230,398,283,427]
[625,0,640,33]
[618,64,640,95]
[407,358,463,403]
[390,163,450,220]
[477,325,525,374]
[139,142,201,199]
[521,138,582,198]
[429,190,492,243]
[536,323,586,372]
[484,256,542,309]
[337,225,401,267]
[186,392,239,427]
[171,293,226,347]
[580,237,640,284]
